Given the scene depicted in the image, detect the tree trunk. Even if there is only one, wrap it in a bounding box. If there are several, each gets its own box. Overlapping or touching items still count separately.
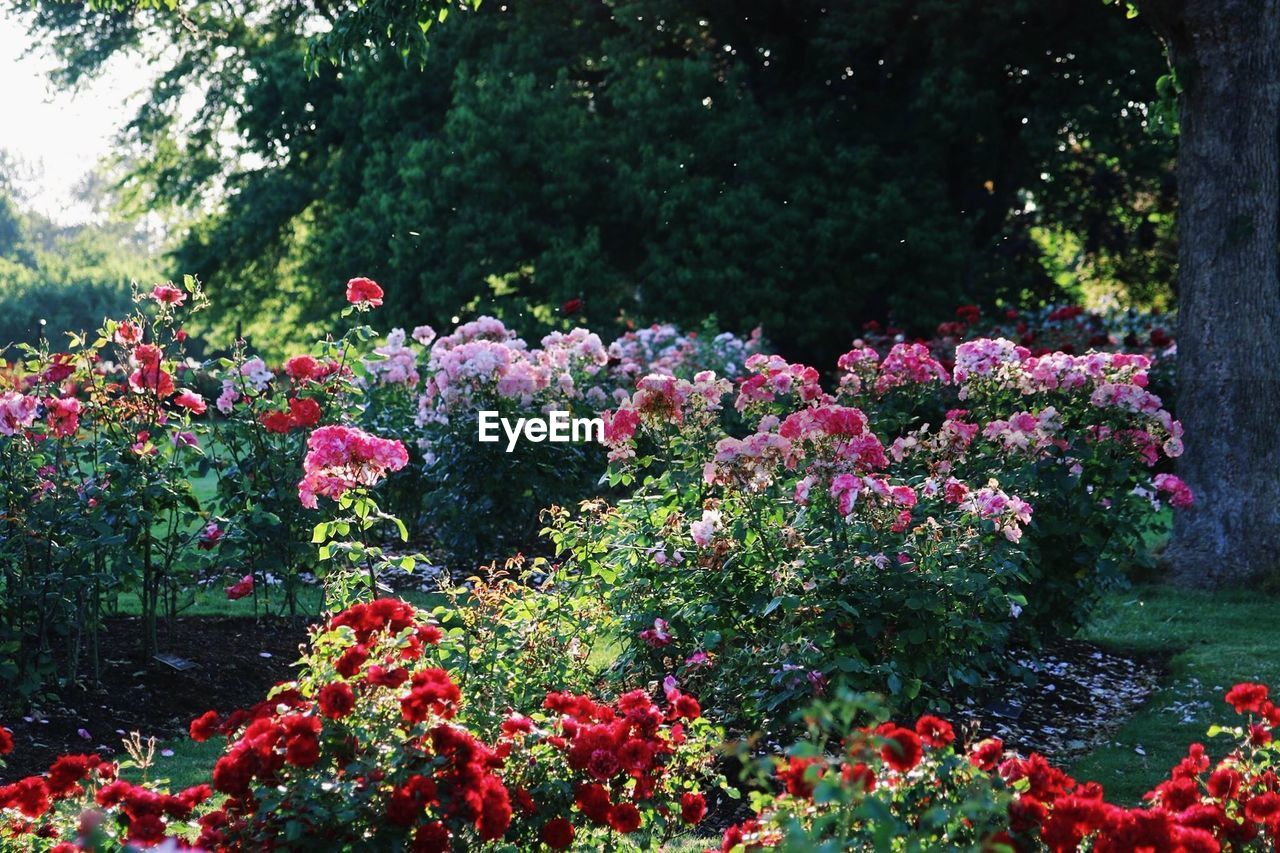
[1147,0,1280,586]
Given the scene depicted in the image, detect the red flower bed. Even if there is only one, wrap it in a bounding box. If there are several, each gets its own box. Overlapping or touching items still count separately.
[719,683,1280,852]
[0,599,724,850]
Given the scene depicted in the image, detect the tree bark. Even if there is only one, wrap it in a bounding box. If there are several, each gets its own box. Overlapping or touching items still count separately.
[1146,0,1280,586]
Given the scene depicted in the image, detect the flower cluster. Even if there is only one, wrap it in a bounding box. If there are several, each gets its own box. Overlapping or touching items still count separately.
[297,424,410,508]
[193,599,512,848]
[363,315,760,563]
[720,683,1280,853]
[1001,682,1280,852]
[405,317,614,420]
[0,753,214,848]
[499,682,724,849]
[558,325,1193,725]
[873,342,949,393]
[734,353,824,413]
[607,322,763,381]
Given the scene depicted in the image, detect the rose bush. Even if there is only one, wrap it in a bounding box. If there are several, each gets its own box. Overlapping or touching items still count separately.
[859,301,1178,411]
[357,317,763,565]
[544,336,1188,727]
[838,337,1185,634]
[0,598,727,851]
[201,339,362,615]
[0,278,216,693]
[720,682,1280,852]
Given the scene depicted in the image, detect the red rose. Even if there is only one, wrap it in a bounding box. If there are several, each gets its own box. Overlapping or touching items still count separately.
[346,277,384,307]
[914,714,955,748]
[1245,792,1280,825]
[778,756,821,798]
[414,821,450,852]
[318,682,356,719]
[608,802,642,834]
[4,777,50,818]
[335,644,369,678]
[475,775,512,840]
[680,791,707,825]
[225,575,253,600]
[1206,768,1241,801]
[501,714,535,738]
[672,693,701,720]
[0,726,12,755]
[617,738,655,772]
[1225,683,1269,714]
[45,754,102,797]
[387,775,438,825]
[1008,795,1048,834]
[284,354,322,381]
[587,747,621,780]
[541,817,575,849]
[574,782,612,824]
[561,298,583,315]
[260,410,293,434]
[399,668,461,723]
[366,665,409,688]
[879,726,923,773]
[288,396,322,428]
[285,734,320,767]
[970,737,1004,771]
[841,761,876,792]
[189,711,220,742]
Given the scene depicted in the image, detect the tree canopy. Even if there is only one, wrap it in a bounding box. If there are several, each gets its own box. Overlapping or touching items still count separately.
[0,154,159,350]
[17,0,1176,363]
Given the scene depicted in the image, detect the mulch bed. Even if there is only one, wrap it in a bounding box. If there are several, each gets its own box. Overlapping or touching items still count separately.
[1,616,305,782]
[950,637,1168,763]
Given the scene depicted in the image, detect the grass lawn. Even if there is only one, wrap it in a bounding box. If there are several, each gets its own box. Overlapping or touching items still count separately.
[1070,583,1280,803]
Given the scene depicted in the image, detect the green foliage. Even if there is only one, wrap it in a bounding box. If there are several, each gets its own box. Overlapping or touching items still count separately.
[432,556,617,735]
[24,0,1175,365]
[0,184,158,350]
[726,690,1015,850]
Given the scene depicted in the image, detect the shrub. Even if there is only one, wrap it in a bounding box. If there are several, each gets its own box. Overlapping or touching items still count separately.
[358,317,763,566]
[548,340,1187,728]
[720,682,1280,852]
[202,339,365,615]
[0,278,214,693]
[432,557,616,734]
[0,598,726,851]
[838,338,1184,634]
